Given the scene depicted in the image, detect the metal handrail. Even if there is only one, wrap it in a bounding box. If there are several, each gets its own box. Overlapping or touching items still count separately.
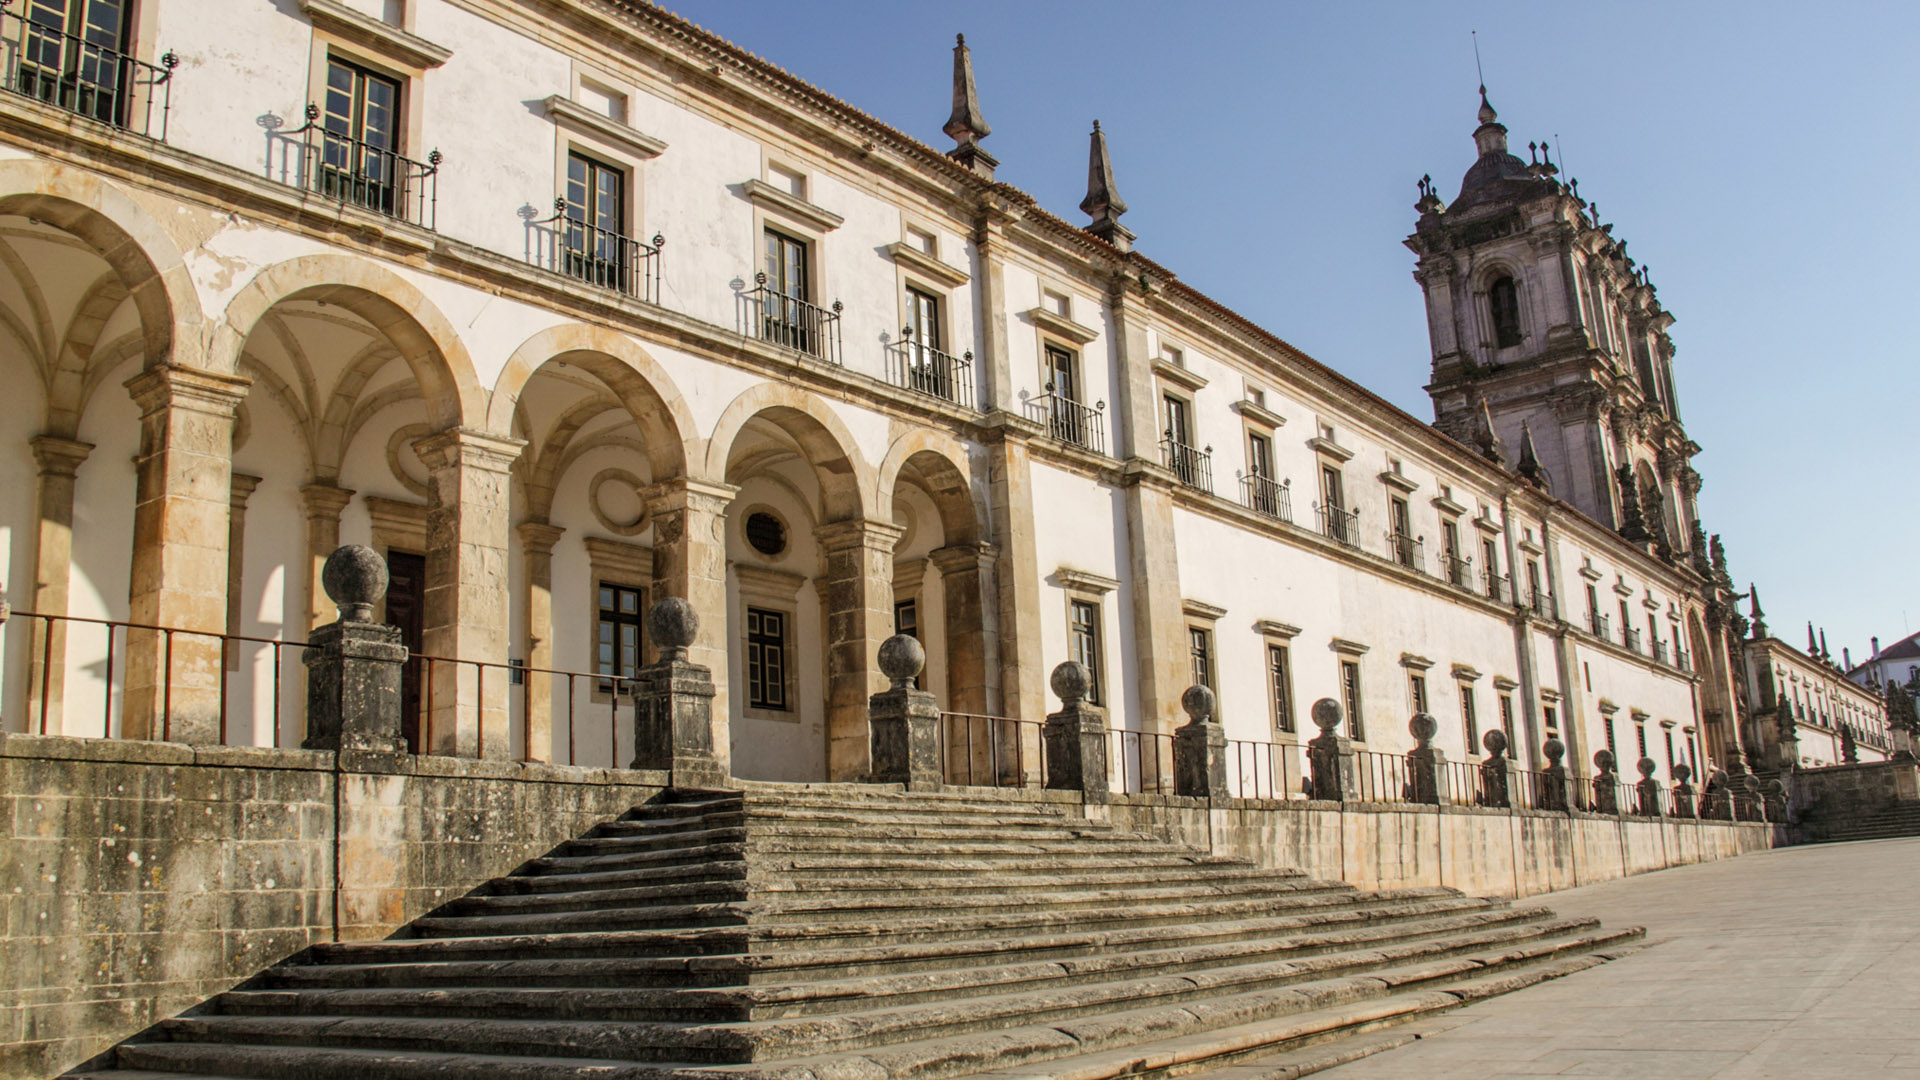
[1160,436,1213,492]
[1226,739,1307,800]
[1386,531,1424,573]
[1315,503,1361,548]
[887,335,975,408]
[1443,552,1473,589]
[528,197,663,304]
[1589,612,1611,638]
[276,104,441,229]
[937,711,1044,788]
[1623,627,1643,653]
[0,4,177,139]
[1025,390,1107,455]
[742,273,843,364]
[1483,569,1512,604]
[1109,728,1174,794]
[1241,474,1291,522]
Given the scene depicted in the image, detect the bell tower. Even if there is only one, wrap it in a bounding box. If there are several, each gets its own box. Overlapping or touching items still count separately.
[1405,88,1701,559]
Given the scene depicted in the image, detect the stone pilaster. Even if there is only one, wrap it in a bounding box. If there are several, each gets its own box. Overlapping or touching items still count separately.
[299,484,356,636]
[223,473,261,673]
[646,476,736,772]
[1122,463,1189,735]
[302,546,407,754]
[816,517,906,781]
[1044,661,1109,804]
[630,598,727,788]
[123,364,250,744]
[1307,698,1356,801]
[517,520,565,763]
[867,634,942,789]
[1173,684,1229,799]
[928,541,1000,716]
[971,202,1016,412]
[25,434,92,732]
[415,427,523,758]
[984,424,1044,721]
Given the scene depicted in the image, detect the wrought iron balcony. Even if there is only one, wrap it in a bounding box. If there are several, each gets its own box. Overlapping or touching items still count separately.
[743,273,843,364]
[1483,570,1512,604]
[1316,503,1361,549]
[1443,553,1473,590]
[1589,611,1611,639]
[1241,474,1292,523]
[1526,588,1557,619]
[272,105,441,229]
[886,334,974,408]
[1652,640,1669,664]
[1623,627,1642,653]
[0,4,176,139]
[1160,436,1213,492]
[528,199,662,303]
[1675,647,1692,672]
[1386,531,1424,573]
[1025,389,1106,454]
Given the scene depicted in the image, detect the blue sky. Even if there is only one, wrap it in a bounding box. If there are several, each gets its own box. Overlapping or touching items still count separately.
[673,1,1920,664]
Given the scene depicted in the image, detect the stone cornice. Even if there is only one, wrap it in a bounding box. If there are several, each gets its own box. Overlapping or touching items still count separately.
[1182,599,1228,622]
[1152,358,1208,393]
[1231,399,1286,430]
[742,178,844,231]
[302,0,453,69]
[1054,568,1120,595]
[1253,620,1302,640]
[543,95,668,159]
[1026,306,1099,346]
[885,242,970,288]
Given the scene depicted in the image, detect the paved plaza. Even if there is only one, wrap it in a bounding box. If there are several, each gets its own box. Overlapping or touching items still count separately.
[1317,837,1920,1079]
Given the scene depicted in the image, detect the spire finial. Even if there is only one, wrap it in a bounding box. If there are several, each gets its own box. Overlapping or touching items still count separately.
[1515,421,1546,489]
[1749,584,1768,639]
[1080,119,1133,251]
[943,32,997,179]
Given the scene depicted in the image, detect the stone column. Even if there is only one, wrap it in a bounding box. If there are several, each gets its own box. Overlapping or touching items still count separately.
[24,435,92,731]
[1307,698,1357,801]
[984,423,1044,721]
[1634,757,1665,817]
[1591,750,1621,815]
[1174,684,1230,799]
[123,364,250,743]
[517,520,565,763]
[1478,728,1514,808]
[302,546,407,754]
[1671,763,1697,819]
[1044,661,1109,804]
[867,634,941,789]
[647,476,736,773]
[299,484,356,636]
[1407,713,1447,806]
[223,474,261,673]
[816,517,905,781]
[630,598,727,788]
[414,427,523,758]
[1122,464,1190,735]
[929,541,999,716]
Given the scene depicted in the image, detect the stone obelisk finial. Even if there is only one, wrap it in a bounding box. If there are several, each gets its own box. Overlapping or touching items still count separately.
[943,34,996,179]
[1080,120,1133,251]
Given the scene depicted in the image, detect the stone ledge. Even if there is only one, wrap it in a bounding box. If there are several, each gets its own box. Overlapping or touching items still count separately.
[0,733,193,765]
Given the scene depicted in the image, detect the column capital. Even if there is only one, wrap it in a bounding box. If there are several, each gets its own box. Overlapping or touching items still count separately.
[30,434,94,477]
[517,519,567,555]
[301,482,357,520]
[229,473,263,509]
[124,363,250,418]
[815,517,907,554]
[928,540,999,575]
[644,475,740,517]
[415,426,526,475]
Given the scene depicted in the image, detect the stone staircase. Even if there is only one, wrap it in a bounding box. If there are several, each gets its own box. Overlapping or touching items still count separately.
[76,785,1643,1080]
[1802,802,1920,843]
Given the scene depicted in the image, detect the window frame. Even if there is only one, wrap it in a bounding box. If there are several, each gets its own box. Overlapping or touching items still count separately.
[1068,598,1105,707]
[1267,641,1295,734]
[745,605,791,712]
[1488,274,1523,349]
[1459,680,1480,755]
[1340,659,1365,742]
[594,580,646,696]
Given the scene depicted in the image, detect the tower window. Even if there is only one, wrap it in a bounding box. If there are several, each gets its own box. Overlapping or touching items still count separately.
[1489,276,1522,349]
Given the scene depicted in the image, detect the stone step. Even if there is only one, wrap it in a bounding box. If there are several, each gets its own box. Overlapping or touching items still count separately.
[488,849,751,894]
[111,1042,685,1079]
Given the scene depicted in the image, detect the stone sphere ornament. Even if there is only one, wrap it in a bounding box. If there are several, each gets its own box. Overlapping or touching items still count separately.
[1482,728,1508,758]
[1637,756,1658,779]
[646,597,698,660]
[1408,713,1438,744]
[1542,737,1565,765]
[1672,763,1692,784]
[1050,661,1091,705]
[322,544,387,622]
[1181,684,1216,724]
[877,634,926,689]
[1593,749,1616,774]
[1310,698,1343,734]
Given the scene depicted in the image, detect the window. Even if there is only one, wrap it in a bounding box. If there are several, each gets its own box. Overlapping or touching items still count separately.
[1604,716,1618,760]
[1268,643,1294,733]
[1662,728,1676,777]
[1042,344,1090,446]
[894,597,923,690]
[1341,660,1365,741]
[1441,517,1463,583]
[1163,394,1197,485]
[1390,496,1415,567]
[1044,344,1078,401]
[1460,683,1480,754]
[1619,599,1633,646]
[18,0,132,124]
[744,511,787,556]
[745,607,789,711]
[1586,583,1601,631]
[1409,672,1428,714]
[595,583,645,693]
[1482,537,1501,598]
[903,286,951,397]
[564,150,627,288]
[760,227,812,349]
[1489,275,1522,349]
[1525,559,1543,609]
[1321,464,1351,543]
[1498,693,1515,746]
[1247,432,1278,515]
[1069,599,1103,706]
[321,56,403,215]
[1189,626,1216,693]
[1543,704,1559,735]
[1320,464,1344,511]
[1634,721,1649,762]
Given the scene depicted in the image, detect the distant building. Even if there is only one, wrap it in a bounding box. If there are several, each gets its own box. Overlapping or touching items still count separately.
[1847,631,1920,692]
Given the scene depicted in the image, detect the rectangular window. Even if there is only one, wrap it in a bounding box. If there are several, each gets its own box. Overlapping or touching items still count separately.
[1069,599,1103,706]
[1247,432,1273,480]
[1320,464,1344,511]
[19,0,132,124]
[1526,559,1543,608]
[564,150,627,287]
[1409,672,1427,714]
[595,583,644,693]
[1605,716,1618,760]
[1662,728,1676,776]
[1042,344,1089,447]
[746,606,789,711]
[1483,537,1501,598]
[1043,343,1078,401]
[1189,626,1216,692]
[1342,660,1365,741]
[1163,394,1191,447]
[1543,703,1559,734]
[1498,693,1515,746]
[321,56,403,214]
[1390,496,1415,567]
[894,597,922,690]
[1268,643,1294,733]
[1634,722,1649,762]
[760,227,813,351]
[1460,683,1480,754]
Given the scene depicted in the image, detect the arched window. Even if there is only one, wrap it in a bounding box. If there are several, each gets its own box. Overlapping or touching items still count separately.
[1489,276,1523,349]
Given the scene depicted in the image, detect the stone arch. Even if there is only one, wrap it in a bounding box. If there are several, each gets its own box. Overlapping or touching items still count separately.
[0,158,204,372]
[703,384,872,522]
[875,429,982,545]
[488,322,696,481]
[212,254,482,431]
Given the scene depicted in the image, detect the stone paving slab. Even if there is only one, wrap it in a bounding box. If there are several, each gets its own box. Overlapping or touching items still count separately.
[1315,837,1920,1079]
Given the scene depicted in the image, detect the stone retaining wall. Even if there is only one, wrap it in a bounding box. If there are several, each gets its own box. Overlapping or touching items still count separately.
[1788,759,1920,819]
[0,733,667,1080]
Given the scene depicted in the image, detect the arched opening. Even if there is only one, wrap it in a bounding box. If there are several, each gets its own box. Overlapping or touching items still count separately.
[1488,275,1522,350]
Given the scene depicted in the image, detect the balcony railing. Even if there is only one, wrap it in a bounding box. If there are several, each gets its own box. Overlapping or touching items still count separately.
[527,199,663,304]
[1526,588,1557,619]
[1675,647,1692,672]
[1483,570,1512,604]
[743,273,843,364]
[1241,474,1292,523]
[273,105,441,229]
[1025,390,1106,454]
[938,712,1044,788]
[1386,531,1424,573]
[1316,503,1361,549]
[1588,611,1610,639]
[1442,552,1473,590]
[1161,436,1213,492]
[1652,640,1669,664]
[0,6,177,139]
[1622,627,1642,653]
[886,335,974,408]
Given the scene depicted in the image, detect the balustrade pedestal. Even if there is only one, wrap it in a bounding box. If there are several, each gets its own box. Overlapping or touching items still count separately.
[302,546,407,754]
[867,635,942,789]
[1173,685,1229,799]
[1044,662,1109,804]
[629,598,726,789]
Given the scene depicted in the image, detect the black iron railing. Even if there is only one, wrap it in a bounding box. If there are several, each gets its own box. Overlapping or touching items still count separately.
[1623,627,1642,653]
[1675,647,1692,673]
[1484,570,1511,604]
[1443,553,1473,589]
[1241,474,1291,522]
[1527,588,1557,619]
[1387,531,1424,573]
[274,104,441,229]
[1589,611,1610,639]
[887,335,974,407]
[528,198,662,303]
[0,4,176,139]
[1161,436,1212,492]
[1316,503,1361,549]
[742,273,842,364]
[1652,640,1669,665]
[1026,390,1106,454]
